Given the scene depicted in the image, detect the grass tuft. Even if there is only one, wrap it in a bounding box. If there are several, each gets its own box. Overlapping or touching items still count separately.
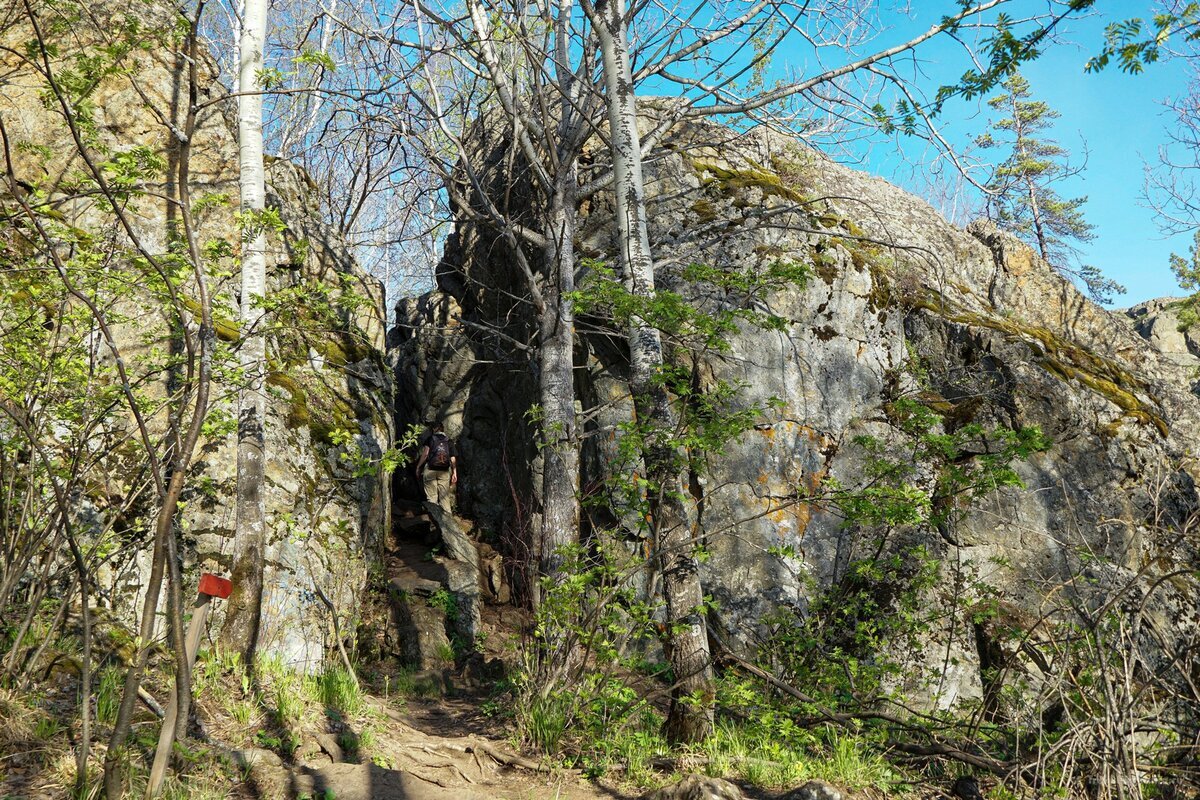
[309,665,364,716]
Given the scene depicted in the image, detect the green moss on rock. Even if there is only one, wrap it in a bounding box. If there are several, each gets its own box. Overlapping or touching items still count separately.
[691,158,810,205]
[906,290,1169,437]
[268,370,358,445]
[312,331,376,368]
[181,295,239,342]
[690,198,720,223]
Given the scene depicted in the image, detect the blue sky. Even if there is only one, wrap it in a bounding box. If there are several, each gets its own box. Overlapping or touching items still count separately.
[1016,26,1191,305]
[857,7,1194,306]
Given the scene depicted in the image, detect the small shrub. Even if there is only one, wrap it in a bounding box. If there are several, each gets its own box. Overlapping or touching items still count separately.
[427,588,457,620]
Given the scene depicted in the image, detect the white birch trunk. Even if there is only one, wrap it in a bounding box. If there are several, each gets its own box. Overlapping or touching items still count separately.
[222,0,269,658]
[594,0,714,743]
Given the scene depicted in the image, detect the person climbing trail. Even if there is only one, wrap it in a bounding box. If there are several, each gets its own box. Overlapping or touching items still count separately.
[416,421,457,515]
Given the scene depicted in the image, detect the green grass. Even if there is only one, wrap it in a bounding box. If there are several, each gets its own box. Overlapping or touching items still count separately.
[308,666,364,716]
[33,715,63,740]
[386,667,443,699]
[160,776,231,800]
[229,699,256,725]
[434,642,456,664]
[274,673,306,726]
[701,719,807,788]
[519,677,908,793]
[95,667,123,726]
[810,729,899,789]
[192,649,224,696]
[519,692,571,755]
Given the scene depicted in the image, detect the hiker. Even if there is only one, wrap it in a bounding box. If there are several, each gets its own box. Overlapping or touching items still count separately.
[415,421,457,515]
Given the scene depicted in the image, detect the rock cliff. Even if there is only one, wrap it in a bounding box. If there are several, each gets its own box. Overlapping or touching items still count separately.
[0,3,391,669]
[394,118,1200,705]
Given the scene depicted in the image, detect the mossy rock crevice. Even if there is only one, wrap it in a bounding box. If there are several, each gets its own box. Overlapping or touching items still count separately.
[268,369,358,446]
[690,158,811,205]
[905,290,1169,437]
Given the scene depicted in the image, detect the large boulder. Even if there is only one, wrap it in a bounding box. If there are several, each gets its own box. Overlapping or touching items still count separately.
[393,116,1200,707]
[1125,297,1200,372]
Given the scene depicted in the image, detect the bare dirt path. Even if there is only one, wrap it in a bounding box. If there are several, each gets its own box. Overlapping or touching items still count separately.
[238,505,641,799]
[241,709,639,800]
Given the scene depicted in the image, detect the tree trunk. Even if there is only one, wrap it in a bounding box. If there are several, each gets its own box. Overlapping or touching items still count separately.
[222,0,269,660]
[594,0,714,744]
[1010,92,1049,262]
[102,474,174,799]
[538,167,580,586]
[535,165,582,682]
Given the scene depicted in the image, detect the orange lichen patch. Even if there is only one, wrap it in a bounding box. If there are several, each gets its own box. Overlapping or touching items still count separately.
[757,471,771,485]
[793,502,813,535]
[1003,247,1037,278]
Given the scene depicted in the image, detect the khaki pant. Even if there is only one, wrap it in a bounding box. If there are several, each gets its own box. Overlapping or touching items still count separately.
[422,468,453,515]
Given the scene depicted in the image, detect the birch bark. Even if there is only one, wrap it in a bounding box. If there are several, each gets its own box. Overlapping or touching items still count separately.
[593,0,714,743]
[222,0,269,659]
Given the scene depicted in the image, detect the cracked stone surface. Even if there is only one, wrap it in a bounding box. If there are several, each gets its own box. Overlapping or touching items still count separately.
[393,118,1199,708]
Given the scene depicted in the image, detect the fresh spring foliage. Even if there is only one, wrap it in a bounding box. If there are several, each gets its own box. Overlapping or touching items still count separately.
[563,256,804,523]
[1086,4,1200,74]
[518,542,908,791]
[764,391,1049,714]
[517,256,810,769]
[569,257,810,352]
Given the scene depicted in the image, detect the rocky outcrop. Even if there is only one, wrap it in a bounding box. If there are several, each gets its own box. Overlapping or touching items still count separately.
[1125,297,1200,372]
[394,118,1199,706]
[0,3,390,669]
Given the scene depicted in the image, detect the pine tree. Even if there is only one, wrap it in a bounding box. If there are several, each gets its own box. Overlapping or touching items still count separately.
[976,71,1123,303]
[1169,230,1200,328]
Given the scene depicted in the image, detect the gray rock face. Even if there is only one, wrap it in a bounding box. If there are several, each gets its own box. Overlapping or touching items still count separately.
[0,7,391,670]
[643,774,744,800]
[781,780,844,800]
[390,574,456,671]
[395,118,1200,707]
[1125,297,1200,372]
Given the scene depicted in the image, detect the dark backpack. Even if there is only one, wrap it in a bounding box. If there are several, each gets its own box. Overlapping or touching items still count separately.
[428,433,452,470]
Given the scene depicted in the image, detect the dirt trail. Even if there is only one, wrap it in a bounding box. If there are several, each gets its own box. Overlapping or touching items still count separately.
[241,696,636,800]
[242,505,640,799]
